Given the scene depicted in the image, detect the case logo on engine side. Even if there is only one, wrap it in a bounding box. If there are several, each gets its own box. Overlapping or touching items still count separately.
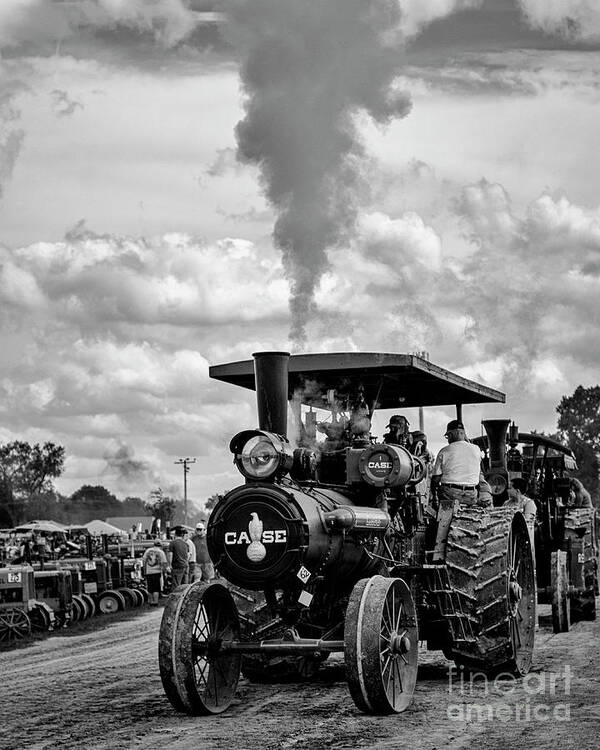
[368,461,392,469]
[223,512,287,563]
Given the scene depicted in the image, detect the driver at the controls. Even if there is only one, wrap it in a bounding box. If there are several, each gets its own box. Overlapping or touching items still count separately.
[431,419,486,562]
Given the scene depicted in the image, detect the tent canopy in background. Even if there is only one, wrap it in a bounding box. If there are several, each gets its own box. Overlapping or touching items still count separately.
[84,519,128,536]
[14,520,68,533]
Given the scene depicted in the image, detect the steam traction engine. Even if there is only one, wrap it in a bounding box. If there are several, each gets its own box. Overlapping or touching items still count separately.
[159,352,536,715]
[474,421,598,633]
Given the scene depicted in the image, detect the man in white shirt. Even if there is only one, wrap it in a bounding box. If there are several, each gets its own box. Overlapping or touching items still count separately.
[185,531,197,582]
[431,419,483,562]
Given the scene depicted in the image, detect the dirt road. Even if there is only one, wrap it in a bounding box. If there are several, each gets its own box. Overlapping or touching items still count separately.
[1,604,599,750]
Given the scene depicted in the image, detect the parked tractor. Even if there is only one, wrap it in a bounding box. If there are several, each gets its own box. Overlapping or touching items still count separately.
[55,556,125,614]
[0,565,54,642]
[159,352,536,716]
[39,563,96,622]
[32,569,74,629]
[474,420,598,632]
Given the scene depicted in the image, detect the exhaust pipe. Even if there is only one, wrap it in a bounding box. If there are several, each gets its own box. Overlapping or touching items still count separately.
[253,351,290,437]
[482,419,511,469]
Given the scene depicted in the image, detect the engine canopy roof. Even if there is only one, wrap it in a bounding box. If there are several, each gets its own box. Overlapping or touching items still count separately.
[209,352,505,410]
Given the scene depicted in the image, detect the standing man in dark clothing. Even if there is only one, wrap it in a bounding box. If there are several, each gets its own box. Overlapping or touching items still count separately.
[168,527,189,587]
[191,522,215,582]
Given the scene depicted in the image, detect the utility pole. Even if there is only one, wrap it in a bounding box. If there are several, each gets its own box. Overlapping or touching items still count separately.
[174,458,196,527]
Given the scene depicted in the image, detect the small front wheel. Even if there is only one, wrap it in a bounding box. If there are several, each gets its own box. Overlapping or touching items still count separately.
[159,581,241,715]
[345,576,418,714]
[0,608,32,642]
[98,590,125,614]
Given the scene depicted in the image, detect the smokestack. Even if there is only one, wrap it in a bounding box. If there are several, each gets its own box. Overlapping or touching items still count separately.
[253,351,290,436]
[482,419,511,469]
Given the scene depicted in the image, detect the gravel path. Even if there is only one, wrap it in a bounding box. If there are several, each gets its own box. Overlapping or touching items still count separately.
[1,603,598,750]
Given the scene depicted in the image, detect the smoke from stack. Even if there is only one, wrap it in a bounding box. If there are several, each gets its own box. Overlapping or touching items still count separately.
[225,0,413,346]
[102,442,161,488]
[0,72,25,200]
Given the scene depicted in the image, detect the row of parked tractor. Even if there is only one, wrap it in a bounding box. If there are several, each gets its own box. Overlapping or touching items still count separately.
[0,553,150,643]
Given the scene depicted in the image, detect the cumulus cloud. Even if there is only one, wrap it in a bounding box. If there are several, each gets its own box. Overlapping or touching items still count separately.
[518,0,600,42]
[0,0,198,51]
[456,180,600,381]
[397,48,600,99]
[2,181,600,496]
[397,0,483,38]
[0,220,292,496]
[1,223,287,329]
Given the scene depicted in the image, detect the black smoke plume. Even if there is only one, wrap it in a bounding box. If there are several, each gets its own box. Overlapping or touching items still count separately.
[225,0,412,345]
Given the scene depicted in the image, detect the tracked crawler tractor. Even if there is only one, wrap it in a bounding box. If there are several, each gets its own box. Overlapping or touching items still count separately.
[159,352,536,715]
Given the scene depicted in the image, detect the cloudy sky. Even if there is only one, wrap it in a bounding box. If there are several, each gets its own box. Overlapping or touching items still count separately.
[1,0,600,509]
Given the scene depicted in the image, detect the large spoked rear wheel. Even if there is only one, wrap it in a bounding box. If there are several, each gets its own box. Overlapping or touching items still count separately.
[506,515,537,675]
[345,576,418,714]
[550,550,570,633]
[445,508,536,676]
[159,581,241,715]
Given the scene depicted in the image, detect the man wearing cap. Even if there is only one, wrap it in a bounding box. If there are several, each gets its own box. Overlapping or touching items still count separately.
[431,419,484,562]
[383,415,412,448]
[191,521,215,582]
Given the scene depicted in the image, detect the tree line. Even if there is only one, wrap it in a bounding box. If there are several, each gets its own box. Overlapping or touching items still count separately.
[0,384,598,527]
[0,442,209,527]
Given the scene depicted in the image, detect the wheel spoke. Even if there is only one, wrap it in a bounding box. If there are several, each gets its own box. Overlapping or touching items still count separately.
[214,658,229,685]
[212,606,221,637]
[194,657,209,689]
[381,652,392,677]
[384,659,393,700]
[381,616,391,638]
[395,657,404,694]
[394,597,404,633]
[194,606,210,641]
[511,615,522,648]
[510,536,517,571]
[383,596,393,633]
[212,662,219,705]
